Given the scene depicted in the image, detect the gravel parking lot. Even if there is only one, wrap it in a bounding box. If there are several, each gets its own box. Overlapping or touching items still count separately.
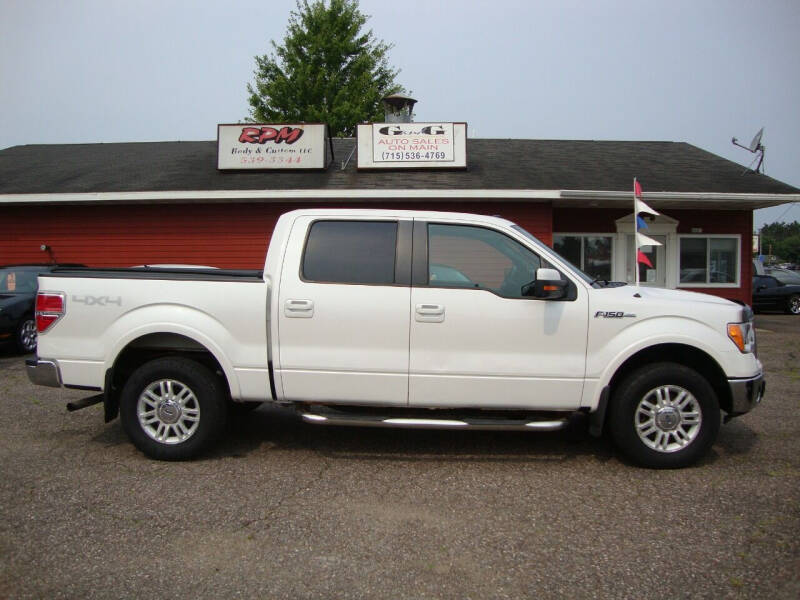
[1,315,799,599]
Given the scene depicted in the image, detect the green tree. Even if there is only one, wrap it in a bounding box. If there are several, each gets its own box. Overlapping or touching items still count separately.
[247,0,403,137]
[759,220,800,262]
[775,235,800,263]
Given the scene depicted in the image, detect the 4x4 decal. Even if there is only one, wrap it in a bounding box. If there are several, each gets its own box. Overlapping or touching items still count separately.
[71,295,122,307]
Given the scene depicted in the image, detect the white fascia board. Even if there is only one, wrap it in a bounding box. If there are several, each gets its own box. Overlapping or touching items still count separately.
[2,188,795,208]
[559,189,800,209]
[0,189,561,205]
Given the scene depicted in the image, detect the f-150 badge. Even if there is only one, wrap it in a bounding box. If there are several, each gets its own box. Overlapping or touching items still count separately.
[594,311,636,318]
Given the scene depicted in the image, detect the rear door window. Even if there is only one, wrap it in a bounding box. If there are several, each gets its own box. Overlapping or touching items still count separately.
[302,220,398,284]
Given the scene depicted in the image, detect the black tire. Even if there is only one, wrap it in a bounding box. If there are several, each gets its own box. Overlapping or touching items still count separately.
[16,316,37,354]
[609,363,720,469]
[786,294,800,315]
[120,357,227,460]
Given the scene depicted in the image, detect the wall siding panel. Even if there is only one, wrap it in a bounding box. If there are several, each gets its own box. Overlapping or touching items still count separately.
[1,201,552,269]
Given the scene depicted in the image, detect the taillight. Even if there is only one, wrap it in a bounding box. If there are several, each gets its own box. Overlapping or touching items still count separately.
[36,292,65,333]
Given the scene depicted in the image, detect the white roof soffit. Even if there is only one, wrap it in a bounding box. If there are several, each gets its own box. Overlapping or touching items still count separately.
[0,188,796,208]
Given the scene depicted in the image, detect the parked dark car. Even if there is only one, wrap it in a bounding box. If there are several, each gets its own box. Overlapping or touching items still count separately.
[0,264,84,353]
[752,274,800,315]
[765,267,800,286]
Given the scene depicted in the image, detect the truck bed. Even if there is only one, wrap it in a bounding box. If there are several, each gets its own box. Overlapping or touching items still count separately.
[35,266,271,403]
[48,266,264,282]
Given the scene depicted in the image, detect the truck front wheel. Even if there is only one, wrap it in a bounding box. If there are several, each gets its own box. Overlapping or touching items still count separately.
[609,363,720,469]
[120,357,227,460]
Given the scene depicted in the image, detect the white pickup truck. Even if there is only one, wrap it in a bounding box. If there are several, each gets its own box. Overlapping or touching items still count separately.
[27,209,764,468]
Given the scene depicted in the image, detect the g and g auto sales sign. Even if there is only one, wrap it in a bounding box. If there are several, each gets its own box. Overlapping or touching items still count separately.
[357,122,467,169]
[217,123,329,170]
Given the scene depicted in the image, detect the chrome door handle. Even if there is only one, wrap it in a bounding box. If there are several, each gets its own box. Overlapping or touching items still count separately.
[285,299,314,318]
[415,303,445,323]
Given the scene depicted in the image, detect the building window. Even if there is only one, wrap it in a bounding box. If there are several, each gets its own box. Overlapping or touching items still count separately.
[302,220,397,284]
[678,236,739,285]
[553,235,613,281]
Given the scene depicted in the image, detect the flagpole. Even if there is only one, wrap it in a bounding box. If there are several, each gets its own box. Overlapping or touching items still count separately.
[633,179,661,288]
[633,178,639,287]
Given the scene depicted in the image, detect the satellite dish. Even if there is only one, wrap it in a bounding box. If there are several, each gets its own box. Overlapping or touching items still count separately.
[731,127,765,173]
[748,127,764,152]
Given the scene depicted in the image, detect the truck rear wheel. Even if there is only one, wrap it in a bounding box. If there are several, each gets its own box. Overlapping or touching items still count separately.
[609,363,720,469]
[120,357,227,460]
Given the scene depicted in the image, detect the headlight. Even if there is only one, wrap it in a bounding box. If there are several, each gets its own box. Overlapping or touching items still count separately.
[727,321,756,354]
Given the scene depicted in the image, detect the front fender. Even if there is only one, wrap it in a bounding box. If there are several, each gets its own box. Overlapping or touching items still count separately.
[582,316,736,410]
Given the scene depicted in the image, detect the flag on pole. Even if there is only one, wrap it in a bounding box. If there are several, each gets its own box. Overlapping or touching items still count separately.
[637,249,653,269]
[633,178,661,286]
[636,197,660,217]
[636,231,662,248]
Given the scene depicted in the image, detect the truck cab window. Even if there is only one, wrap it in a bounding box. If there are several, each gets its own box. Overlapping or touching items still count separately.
[428,224,542,298]
[302,220,398,284]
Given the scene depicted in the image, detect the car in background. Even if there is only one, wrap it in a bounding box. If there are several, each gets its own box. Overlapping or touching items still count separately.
[0,264,85,353]
[752,274,800,315]
[765,267,800,286]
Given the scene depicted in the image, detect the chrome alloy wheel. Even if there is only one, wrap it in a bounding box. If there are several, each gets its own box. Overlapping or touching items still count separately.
[137,379,201,445]
[19,319,37,352]
[789,295,800,315]
[634,385,702,453]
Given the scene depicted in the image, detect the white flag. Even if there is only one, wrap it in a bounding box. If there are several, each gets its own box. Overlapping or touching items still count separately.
[637,232,662,247]
[635,197,660,217]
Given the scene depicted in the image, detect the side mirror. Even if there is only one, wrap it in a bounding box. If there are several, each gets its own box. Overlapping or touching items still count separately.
[522,268,567,300]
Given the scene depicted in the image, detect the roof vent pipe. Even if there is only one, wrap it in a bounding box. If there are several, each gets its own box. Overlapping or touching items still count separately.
[382,94,417,123]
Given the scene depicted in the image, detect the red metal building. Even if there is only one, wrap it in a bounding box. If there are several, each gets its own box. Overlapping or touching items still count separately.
[1,138,797,304]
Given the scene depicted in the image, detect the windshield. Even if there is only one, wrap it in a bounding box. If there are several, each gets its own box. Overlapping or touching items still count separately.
[0,268,41,294]
[766,268,800,285]
[510,224,599,286]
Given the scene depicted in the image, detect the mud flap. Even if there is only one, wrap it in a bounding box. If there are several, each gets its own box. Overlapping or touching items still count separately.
[588,386,610,437]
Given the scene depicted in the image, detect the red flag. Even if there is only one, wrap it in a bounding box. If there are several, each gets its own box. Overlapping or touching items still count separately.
[637,249,653,268]
[634,179,643,198]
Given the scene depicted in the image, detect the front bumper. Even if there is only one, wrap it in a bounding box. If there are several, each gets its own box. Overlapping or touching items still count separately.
[727,372,765,416]
[26,358,62,388]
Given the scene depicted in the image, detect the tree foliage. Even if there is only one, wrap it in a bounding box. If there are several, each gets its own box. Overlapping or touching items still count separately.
[247,0,403,137]
[759,220,800,263]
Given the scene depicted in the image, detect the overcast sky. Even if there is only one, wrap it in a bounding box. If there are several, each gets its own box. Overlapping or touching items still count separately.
[1,0,798,227]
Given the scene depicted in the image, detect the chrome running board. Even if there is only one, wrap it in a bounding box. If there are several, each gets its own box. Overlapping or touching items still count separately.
[299,410,568,432]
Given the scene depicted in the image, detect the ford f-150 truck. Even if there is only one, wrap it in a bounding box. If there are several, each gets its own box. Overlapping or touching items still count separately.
[26,209,764,468]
